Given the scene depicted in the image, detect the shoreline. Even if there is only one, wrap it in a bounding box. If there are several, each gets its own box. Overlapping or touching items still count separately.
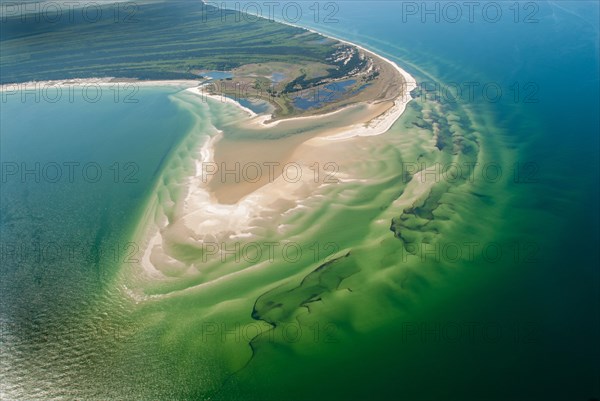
[1,22,419,212]
[0,35,417,139]
[96,19,420,285]
[191,32,417,133]
[256,18,418,135]
[11,26,415,206]
[0,78,202,90]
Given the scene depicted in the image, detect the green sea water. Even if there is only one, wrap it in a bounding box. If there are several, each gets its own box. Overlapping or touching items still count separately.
[1,2,599,400]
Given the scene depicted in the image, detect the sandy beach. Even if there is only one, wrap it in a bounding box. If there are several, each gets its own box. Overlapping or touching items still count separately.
[0,78,202,91]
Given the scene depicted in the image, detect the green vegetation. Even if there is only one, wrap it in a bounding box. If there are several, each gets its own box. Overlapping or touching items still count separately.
[0,0,340,83]
[282,47,367,93]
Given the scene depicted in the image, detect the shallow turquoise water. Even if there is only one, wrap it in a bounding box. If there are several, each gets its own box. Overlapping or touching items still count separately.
[1,2,598,400]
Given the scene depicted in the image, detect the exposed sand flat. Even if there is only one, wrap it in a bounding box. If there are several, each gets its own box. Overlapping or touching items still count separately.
[206,100,401,204]
[199,36,417,204]
[207,133,313,204]
[8,35,418,279]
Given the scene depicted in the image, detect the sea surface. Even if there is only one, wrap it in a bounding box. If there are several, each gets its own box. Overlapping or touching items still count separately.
[1,1,598,400]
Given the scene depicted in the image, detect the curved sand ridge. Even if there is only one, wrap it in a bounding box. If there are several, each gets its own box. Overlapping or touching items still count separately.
[123,34,420,294]
[135,41,418,284]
